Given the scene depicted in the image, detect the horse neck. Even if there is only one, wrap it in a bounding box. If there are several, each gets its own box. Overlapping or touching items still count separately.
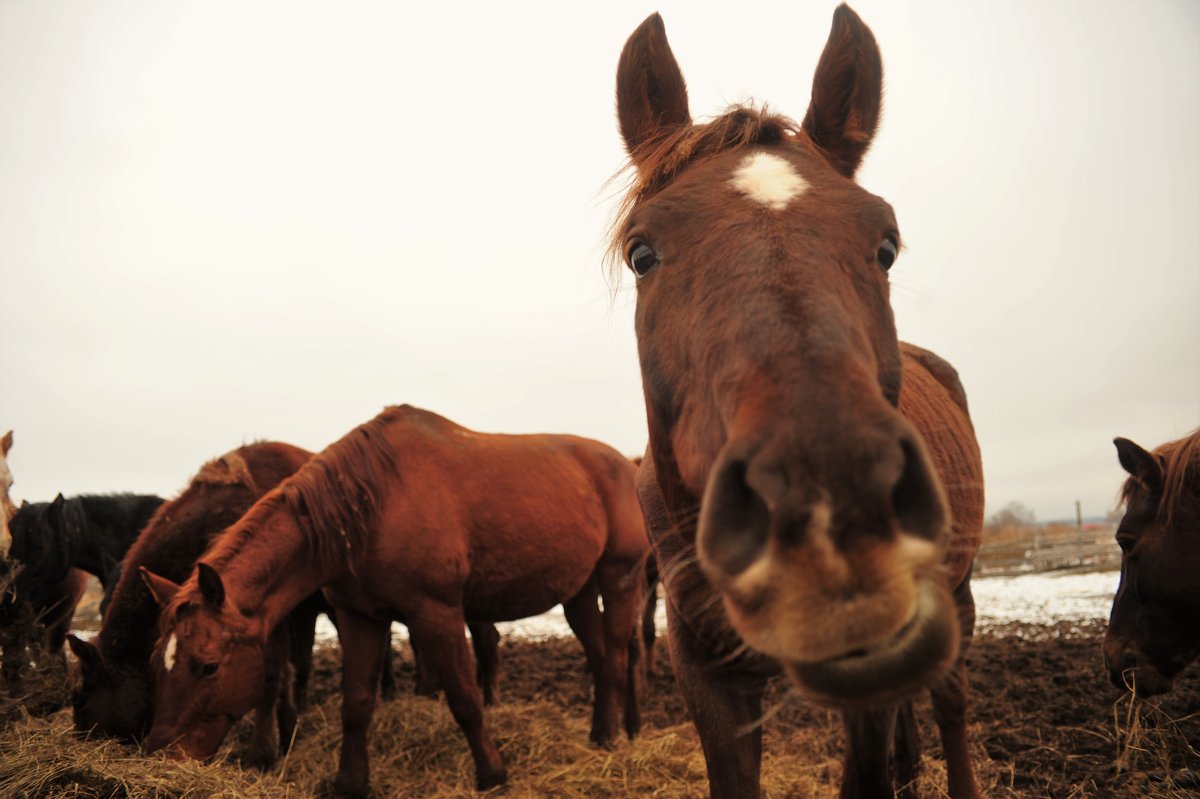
[208,501,334,631]
[99,499,235,666]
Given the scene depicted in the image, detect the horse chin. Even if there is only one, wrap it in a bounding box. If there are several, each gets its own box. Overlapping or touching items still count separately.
[782,579,959,708]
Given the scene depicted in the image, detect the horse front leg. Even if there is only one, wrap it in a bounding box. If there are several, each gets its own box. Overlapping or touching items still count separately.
[930,578,982,799]
[841,706,899,799]
[287,595,320,714]
[331,608,389,799]
[245,623,290,769]
[408,604,506,790]
[666,600,766,799]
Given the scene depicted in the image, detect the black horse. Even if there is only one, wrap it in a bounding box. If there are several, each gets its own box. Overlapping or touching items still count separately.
[1,493,163,694]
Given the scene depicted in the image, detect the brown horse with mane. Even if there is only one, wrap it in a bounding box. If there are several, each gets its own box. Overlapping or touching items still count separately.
[1105,429,1200,697]
[613,7,983,798]
[143,405,649,797]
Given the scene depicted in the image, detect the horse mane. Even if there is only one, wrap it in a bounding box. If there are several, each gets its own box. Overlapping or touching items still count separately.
[203,408,401,577]
[100,442,309,662]
[606,104,802,272]
[1120,429,1200,529]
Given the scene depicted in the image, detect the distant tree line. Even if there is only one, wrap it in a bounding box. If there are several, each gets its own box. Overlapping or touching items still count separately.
[987,500,1036,532]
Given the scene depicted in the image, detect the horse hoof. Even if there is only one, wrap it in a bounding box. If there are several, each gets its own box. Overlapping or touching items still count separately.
[242,749,278,771]
[320,778,371,799]
[589,734,618,751]
[475,767,507,791]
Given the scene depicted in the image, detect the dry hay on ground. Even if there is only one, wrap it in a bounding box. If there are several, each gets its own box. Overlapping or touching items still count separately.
[1,621,1198,798]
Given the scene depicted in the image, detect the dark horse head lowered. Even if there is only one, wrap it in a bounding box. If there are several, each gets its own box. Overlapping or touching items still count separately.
[1105,430,1200,697]
[613,6,983,797]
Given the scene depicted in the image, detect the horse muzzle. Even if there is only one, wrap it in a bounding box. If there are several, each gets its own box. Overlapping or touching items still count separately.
[1103,646,1176,697]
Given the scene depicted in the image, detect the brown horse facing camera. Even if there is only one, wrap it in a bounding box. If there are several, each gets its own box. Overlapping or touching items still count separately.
[142,405,649,797]
[1105,430,1200,697]
[614,7,983,799]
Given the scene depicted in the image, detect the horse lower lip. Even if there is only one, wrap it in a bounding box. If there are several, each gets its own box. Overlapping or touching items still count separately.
[784,580,958,706]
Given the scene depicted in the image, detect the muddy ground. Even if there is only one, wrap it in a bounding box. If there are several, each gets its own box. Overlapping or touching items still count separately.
[292,618,1198,798]
[2,610,1197,798]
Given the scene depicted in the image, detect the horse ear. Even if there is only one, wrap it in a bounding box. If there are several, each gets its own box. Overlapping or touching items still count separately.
[1,430,11,455]
[196,562,225,609]
[139,566,181,607]
[67,633,104,672]
[46,493,65,523]
[616,13,691,158]
[1114,437,1163,493]
[802,4,883,178]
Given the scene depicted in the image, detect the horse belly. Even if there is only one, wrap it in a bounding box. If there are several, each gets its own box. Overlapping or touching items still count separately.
[462,525,606,622]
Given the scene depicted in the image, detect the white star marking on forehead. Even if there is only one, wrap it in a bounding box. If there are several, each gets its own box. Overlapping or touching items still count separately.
[164,633,178,672]
[729,152,809,210]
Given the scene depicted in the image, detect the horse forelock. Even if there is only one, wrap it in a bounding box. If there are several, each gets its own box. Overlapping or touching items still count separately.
[606,104,802,275]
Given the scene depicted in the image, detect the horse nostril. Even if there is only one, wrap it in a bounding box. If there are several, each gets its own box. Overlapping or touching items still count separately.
[891,438,946,539]
[699,458,771,576]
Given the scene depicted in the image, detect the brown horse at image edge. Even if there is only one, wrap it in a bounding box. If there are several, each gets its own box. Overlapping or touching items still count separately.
[142,405,649,797]
[1105,429,1200,697]
[614,6,983,799]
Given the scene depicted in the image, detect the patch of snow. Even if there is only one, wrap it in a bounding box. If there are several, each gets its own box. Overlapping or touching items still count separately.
[308,570,1123,646]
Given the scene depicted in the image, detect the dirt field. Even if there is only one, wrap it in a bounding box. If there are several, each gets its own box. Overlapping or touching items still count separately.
[2,612,1195,799]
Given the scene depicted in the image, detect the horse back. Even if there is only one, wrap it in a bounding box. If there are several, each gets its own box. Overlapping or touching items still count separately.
[357,409,648,619]
[898,343,983,588]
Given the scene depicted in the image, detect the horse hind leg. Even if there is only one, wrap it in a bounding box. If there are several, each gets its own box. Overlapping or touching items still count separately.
[598,557,644,742]
[468,622,501,706]
[562,578,615,745]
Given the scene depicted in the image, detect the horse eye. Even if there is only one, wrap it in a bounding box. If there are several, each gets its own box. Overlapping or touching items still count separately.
[201,662,219,677]
[627,242,660,277]
[877,238,898,270]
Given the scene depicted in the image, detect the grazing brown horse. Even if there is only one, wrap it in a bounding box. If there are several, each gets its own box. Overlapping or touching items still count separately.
[66,442,314,759]
[143,405,649,797]
[613,8,983,798]
[1104,429,1200,697]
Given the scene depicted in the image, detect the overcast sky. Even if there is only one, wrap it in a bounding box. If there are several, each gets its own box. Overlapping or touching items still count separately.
[2,0,1197,524]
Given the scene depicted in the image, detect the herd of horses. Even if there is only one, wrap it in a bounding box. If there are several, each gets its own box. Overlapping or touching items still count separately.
[1,7,1196,799]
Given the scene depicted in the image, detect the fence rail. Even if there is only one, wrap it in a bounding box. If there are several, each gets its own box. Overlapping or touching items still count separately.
[973,524,1119,576]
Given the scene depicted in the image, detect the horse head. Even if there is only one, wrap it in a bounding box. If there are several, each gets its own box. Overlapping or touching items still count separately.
[1104,433,1200,696]
[67,633,155,743]
[141,563,268,759]
[615,6,957,705]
